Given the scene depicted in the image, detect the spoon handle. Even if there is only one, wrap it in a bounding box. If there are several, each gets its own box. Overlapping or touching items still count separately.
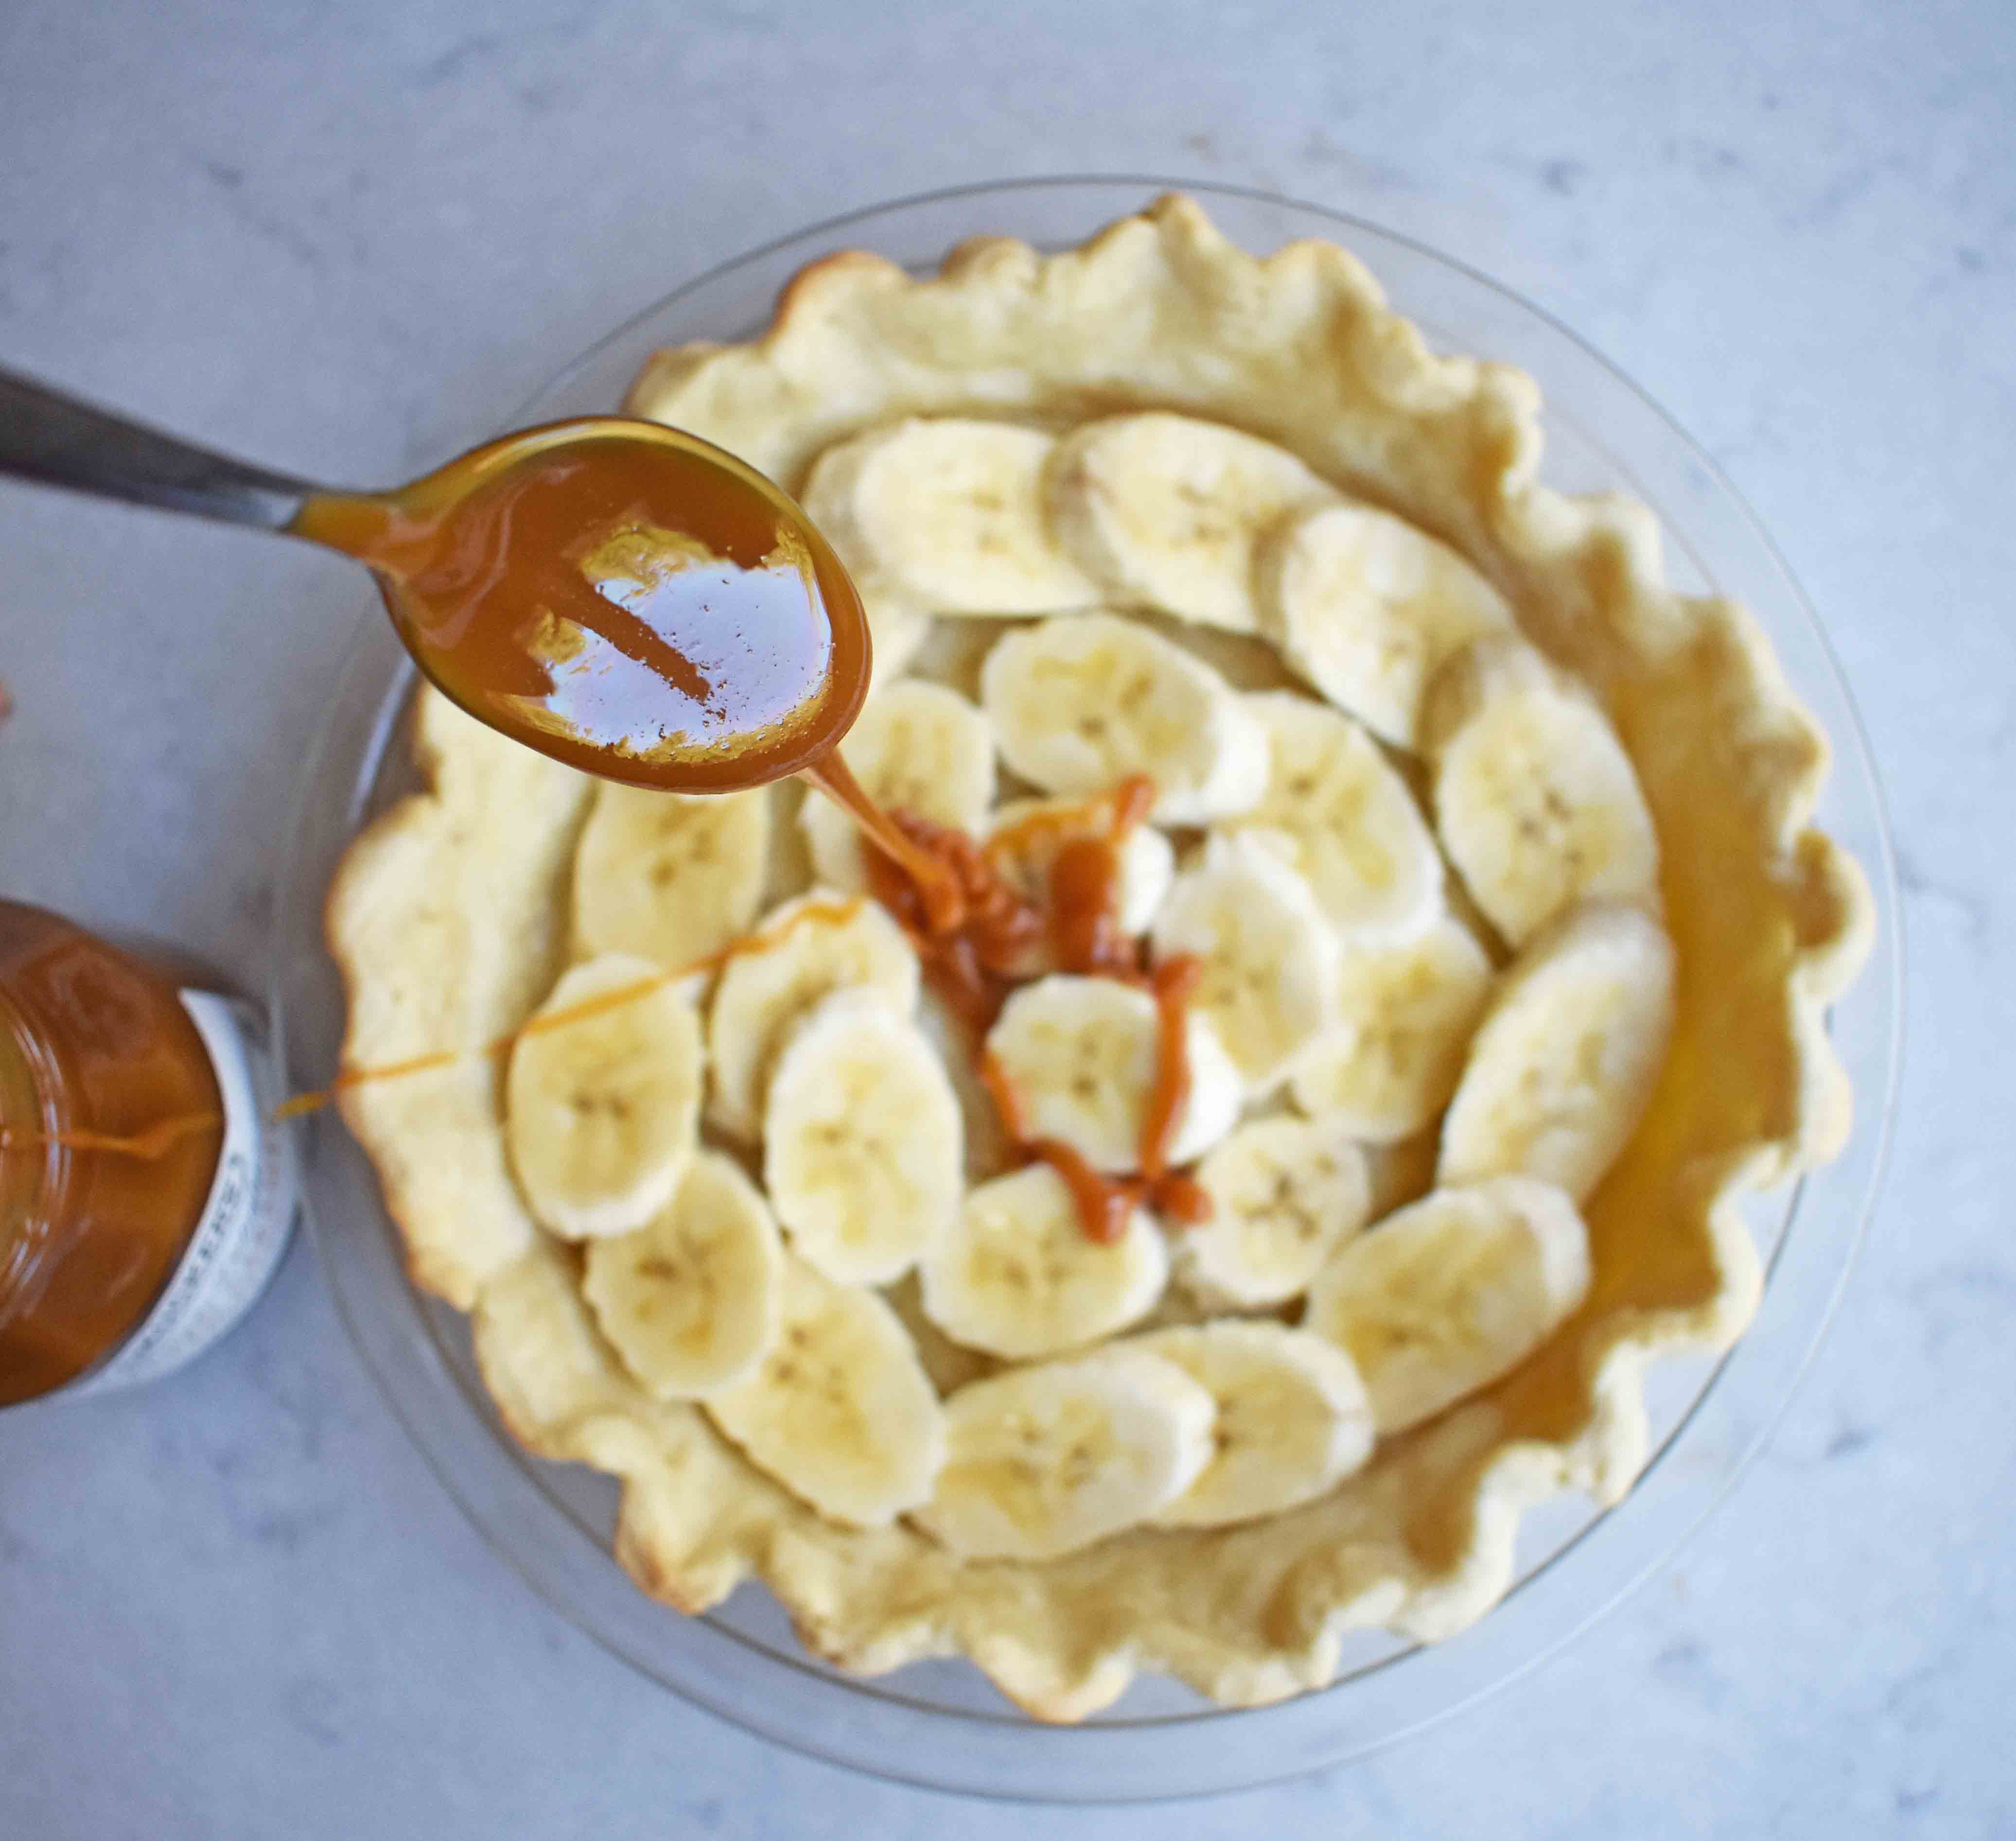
[0,365,321,531]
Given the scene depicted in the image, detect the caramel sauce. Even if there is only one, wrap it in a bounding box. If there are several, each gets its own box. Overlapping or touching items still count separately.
[293,420,875,794]
[0,903,227,1404]
[294,769,1210,1245]
[280,897,869,1122]
[1046,834,1136,980]
[864,815,1042,1034]
[0,1115,221,1161]
[976,1050,1148,1245]
[1,417,1212,1400]
[861,775,1159,1034]
[1025,1138,1144,1246]
[1139,955,1203,1182]
[880,782,1210,1244]
[804,754,969,936]
[280,421,1197,1244]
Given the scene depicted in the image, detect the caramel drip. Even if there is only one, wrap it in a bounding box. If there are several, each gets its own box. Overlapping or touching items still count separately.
[276,896,866,1121]
[980,774,1157,863]
[1139,955,1203,1182]
[851,773,1211,1242]
[979,1050,1143,1245]
[1024,1137,1140,1246]
[295,771,1209,1246]
[804,754,965,934]
[0,1113,223,1161]
[863,813,1042,1034]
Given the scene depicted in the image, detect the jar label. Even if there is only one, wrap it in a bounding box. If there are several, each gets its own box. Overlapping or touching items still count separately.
[69,993,299,1395]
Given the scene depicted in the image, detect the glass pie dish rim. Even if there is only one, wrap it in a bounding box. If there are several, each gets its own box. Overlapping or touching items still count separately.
[272,173,1903,1803]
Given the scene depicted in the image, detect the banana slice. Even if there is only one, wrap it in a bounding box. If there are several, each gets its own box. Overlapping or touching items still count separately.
[1149,833,1340,1094]
[581,1149,784,1397]
[980,613,1268,824]
[800,418,1099,614]
[1228,691,1444,942]
[705,892,920,1141]
[918,1163,1169,1359]
[1303,1176,1592,1432]
[984,973,1243,1173]
[912,1347,1216,1560]
[505,954,704,1239]
[1422,636,1661,947]
[702,1254,946,1527]
[1288,918,1496,1141]
[572,783,771,970]
[709,894,922,1117]
[1045,414,1334,632]
[1133,1322,1375,1527]
[799,680,996,893]
[1437,903,1676,1201]
[986,796,1176,946]
[1257,501,1513,748]
[762,992,964,1284]
[1177,1114,1371,1308]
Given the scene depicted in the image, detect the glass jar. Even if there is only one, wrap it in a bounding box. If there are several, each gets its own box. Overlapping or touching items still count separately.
[0,899,297,1406]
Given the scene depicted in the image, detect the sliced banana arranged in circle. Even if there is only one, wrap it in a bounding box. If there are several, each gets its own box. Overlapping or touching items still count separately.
[798,680,996,894]
[984,973,1243,1173]
[918,1162,1168,1360]
[1258,501,1514,749]
[1289,918,1496,1142]
[572,783,771,970]
[1438,903,1676,1202]
[473,411,1689,1572]
[1178,1113,1371,1309]
[1422,636,1661,948]
[1304,1175,1592,1433]
[1132,1321,1375,1527]
[800,417,1099,615]
[762,991,964,1285]
[581,1149,784,1398]
[981,612,1268,824]
[1045,413,1333,633]
[1150,832,1340,1094]
[505,953,704,1239]
[1228,691,1444,942]
[704,893,920,1142]
[913,1347,1216,1560]
[702,1254,946,1527]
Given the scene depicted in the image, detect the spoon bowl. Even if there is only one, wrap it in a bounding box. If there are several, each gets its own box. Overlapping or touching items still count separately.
[0,374,872,792]
[292,417,873,792]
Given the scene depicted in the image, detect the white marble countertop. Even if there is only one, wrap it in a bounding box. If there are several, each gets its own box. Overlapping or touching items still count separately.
[2,2,2010,1833]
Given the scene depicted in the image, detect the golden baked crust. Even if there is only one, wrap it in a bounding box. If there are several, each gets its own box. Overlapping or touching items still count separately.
[326,195,1872,1718]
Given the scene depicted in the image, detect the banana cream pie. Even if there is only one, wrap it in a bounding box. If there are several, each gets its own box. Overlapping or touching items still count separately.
[326,196,1872,1718]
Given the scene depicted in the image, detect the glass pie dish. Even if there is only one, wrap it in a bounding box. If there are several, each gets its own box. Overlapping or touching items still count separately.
[272,176,1901,1802]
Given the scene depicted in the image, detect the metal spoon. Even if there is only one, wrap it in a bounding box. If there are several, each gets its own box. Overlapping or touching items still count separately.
[0,363,873,792]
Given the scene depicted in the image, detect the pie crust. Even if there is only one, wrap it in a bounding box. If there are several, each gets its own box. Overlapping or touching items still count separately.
[326,196,1872,1718]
